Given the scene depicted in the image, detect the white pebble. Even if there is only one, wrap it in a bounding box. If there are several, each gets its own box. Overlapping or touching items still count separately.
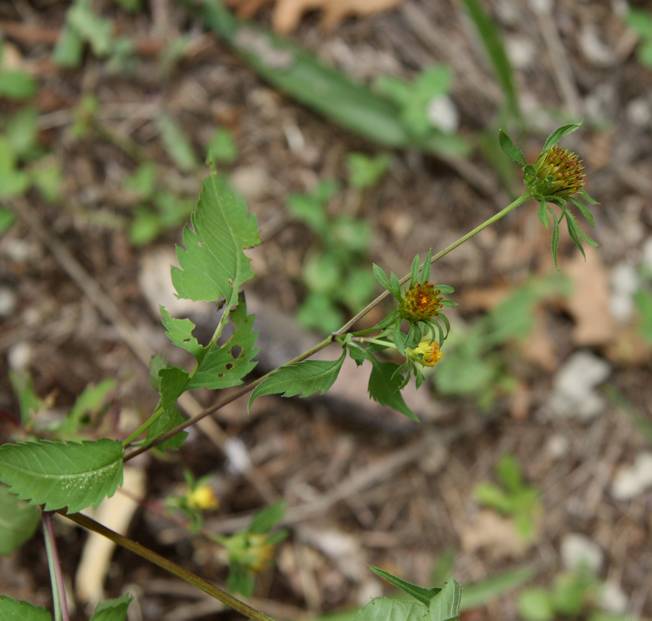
[561,533,603,574]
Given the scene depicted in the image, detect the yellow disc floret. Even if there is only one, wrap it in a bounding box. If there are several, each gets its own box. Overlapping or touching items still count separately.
[530,145,585,200]
[407,339,443,367]
[400,282,442,322]
[186,484,219,511]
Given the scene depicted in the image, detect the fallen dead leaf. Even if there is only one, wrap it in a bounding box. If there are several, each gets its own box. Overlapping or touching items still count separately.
[563,248,616,346]
[227,0,404,33]
[460,510,532,560]
[517,309,558,371]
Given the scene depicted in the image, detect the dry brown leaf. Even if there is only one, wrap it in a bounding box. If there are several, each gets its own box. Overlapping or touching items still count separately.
[460,510,532,561]
[517,308,558,371]
[563,248,616,346]
[227,0,404,33]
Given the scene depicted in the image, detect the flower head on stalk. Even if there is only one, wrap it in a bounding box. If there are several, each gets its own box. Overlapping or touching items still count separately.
[499,122,598,266]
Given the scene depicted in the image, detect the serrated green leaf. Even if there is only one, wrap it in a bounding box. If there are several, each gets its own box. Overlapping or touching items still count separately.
[0,596,51,621]
[463,0,519,119]
[249,351,345,411]
[157,114,198,172]
[188,302,258,389]
[429,579,462,621]
[89,593,132,621]
[146,366,189,450]
[357,597,429,621]
[0,485,40,555]
[172,175,260,303]
[0,439,123,513]
[542,122,582,151]
[370,566,440,606]
[498,130,526,166]
[160,306,203,358]
[249,501,286,533]
[368,361,418,421]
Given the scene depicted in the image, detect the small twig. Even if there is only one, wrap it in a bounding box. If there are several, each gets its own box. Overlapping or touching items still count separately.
[42,512,71,621]
[63,512,276,621]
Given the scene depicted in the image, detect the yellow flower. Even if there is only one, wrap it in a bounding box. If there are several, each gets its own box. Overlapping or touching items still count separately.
[407,339,443,367]
[530,145,585,200]
[400,282,442,322]
[244,534,275,573]
[186,484,219,511]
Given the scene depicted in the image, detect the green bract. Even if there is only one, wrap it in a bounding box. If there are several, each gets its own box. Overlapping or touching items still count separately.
[499,124,598,266]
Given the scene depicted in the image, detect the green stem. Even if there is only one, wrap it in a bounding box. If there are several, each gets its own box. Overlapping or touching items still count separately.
[122,404,164,448]
[63,512,276,621]
[356,337,397,349]
[126,193,530,460]
[43,512,70,621]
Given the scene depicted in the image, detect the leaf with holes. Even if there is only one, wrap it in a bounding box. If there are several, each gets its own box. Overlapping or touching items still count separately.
[172,175,260,304]
[0,485,40,555]
[248,350,345,411]
[0,439,123,513]
[187,302,258,390]
[0,596,51,621]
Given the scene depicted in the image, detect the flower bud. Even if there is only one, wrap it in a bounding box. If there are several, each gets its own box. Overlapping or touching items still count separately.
[186,484,219,511]
[527,145,585,201]
[407,339,443,367]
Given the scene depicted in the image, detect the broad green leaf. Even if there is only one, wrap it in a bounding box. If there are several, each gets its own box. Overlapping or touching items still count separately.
[154,193,193,228]
[0,206,15,234]
[542,122,582,151]
[59,379,116,436]
[357,597,428,621]
[347,152,391,189]
[129,208,161,246]
[498,129,525,166]
[463,0,520,119]
[0,70,37,100]
[0,439,123,513]
[370,566,440,606]
[160,306,202,357]
[68,0,114,57]
[339,268,376,312]
[332,216,371,253]
[187,302,258,390]
[496,454,523,493]
[0,485,40,555]
[89,593,132,621]
[368,361,418,421]
[53,23,84,67]
[303,252,341,294]
[461,566,535,610]
[5,107,39,159]
[8,370,42,425]
[0,596,51,621]
[146,366,189,450]
[518,588,554,621]
[249,501,286,533]
[249,351,345,411]
[429,579,462,621]
[206,127,238,165]
[157,114,198,172]
[172,175,260,303]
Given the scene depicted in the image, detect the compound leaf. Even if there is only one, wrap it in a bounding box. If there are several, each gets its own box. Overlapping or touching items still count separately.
[249,351,345,411]
[0,439,123,513]
[172,175,260,303]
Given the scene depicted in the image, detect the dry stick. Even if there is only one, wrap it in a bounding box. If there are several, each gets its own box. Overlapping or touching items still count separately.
[17,201,276,503]
[63,512,276,621]
[125,192,530,461]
